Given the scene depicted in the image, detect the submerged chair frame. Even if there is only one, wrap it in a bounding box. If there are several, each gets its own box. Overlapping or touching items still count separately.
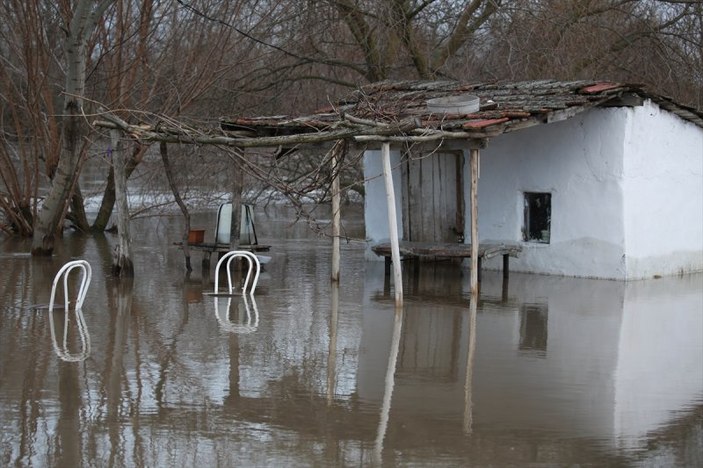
[214,250,261,296]
[49,260,92,311]
[48,260,92,362]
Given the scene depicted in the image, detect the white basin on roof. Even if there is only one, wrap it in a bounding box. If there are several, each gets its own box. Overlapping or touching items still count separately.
[426,94,480,114]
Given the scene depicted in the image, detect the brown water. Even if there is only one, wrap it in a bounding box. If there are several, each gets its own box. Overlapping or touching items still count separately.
[1,207,702,467]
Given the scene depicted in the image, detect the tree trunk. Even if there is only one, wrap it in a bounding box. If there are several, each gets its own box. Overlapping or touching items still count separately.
[92,143,143,232]
[31,0,115,255]
[110,129,134,277]
[31,103,84,255]
[68,183,91,232]
[160,142,192,272]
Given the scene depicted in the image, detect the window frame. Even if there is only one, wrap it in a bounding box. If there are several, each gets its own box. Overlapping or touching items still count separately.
[522,192,552,244]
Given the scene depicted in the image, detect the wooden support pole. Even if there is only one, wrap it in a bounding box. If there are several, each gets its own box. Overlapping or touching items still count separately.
[331,141,344,282]
[110,129,134,277]
[229,150,244,251]
[382,143,403,306]
[469,148,480,296]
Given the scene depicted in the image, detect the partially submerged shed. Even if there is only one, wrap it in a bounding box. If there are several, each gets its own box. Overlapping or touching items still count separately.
[223,79,703,281]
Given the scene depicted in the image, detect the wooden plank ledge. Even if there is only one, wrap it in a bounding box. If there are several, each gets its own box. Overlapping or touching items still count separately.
[175,242,271,269]
[371,240,522,281]
[176,242,271,253]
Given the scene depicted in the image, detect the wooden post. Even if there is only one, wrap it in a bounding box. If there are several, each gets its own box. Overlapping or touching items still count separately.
[469,148,480,296]
[382,143,403,306]
[229,150,244,250]
[110,129,134,277]
[331,141,344,282]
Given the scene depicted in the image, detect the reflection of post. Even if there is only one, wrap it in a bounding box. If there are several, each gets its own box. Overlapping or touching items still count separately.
[327,283,339,405]
[373,306,404,464]
[227,331,241,403]
[463,292,478,434]
[106,280,133,455]
[382,143,403,306]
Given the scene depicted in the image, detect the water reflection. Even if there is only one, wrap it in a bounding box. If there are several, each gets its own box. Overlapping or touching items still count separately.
[214,296,259,333]
[49,307,91,362]
[0,212,701,466]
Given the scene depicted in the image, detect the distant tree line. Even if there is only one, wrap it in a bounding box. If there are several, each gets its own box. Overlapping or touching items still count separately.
[0,0,700,255]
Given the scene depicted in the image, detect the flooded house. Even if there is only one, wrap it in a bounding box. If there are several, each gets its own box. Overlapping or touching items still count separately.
[361,80,703,280]
[203,79,703,282]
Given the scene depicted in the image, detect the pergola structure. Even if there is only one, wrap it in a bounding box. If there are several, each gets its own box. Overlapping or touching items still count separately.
[96,79,703,305]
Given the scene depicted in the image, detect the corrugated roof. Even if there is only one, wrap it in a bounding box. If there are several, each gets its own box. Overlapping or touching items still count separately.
[220,79,703,141]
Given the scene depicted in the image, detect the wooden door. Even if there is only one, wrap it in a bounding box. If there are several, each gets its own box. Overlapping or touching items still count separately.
[403,151,464,243]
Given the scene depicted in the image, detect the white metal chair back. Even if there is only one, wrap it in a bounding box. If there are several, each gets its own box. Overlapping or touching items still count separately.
[214,251,261,296]
[49,260,92,311]
[48,260,92,362]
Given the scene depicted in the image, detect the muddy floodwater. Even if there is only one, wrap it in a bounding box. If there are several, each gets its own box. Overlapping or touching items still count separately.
[1,206,702,467]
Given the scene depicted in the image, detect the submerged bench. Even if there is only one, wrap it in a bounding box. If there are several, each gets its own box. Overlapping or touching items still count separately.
[177,242,271,268]
[371,240,522,281]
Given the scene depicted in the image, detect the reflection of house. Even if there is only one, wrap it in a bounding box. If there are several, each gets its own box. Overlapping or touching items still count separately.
[359,267,703,449]
[362,81,703,279]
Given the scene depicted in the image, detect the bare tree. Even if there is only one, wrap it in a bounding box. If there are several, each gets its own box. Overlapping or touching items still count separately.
[31,0,115,255]
[479,0,702,107]
[0,1,64,236]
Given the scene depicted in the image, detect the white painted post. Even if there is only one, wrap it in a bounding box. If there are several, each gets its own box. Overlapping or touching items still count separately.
[469,148,480,297]
[331,146,341,282]
[382,143,403,306]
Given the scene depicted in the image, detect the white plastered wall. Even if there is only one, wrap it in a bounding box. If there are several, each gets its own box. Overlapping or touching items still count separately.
[621,99,703,279]
[475,107,629,279]
[363,103,702,279]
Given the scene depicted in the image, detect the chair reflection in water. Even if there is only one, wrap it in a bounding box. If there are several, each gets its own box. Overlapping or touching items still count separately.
[48,260,92,362]
[214,296,259,334]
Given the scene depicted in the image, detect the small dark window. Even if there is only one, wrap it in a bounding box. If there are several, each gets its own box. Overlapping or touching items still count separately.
[523,192,551,243]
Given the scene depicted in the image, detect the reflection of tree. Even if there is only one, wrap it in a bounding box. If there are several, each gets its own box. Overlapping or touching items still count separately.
[55,361,81,466]
[103,279,134,466]
[16,316,50,466]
